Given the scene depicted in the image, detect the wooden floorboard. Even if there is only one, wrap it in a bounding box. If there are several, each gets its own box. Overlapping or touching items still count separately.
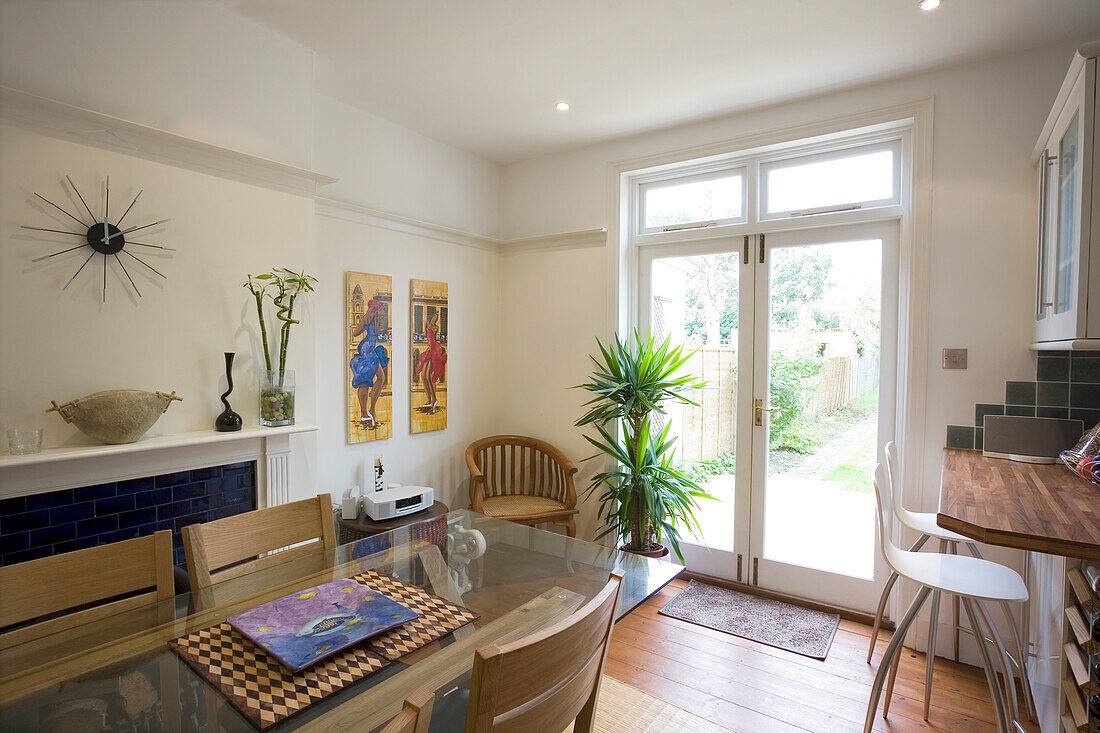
[606,579,1039,733]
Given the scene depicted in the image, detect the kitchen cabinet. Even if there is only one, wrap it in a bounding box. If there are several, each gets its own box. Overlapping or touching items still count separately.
[1033,41,1100,349]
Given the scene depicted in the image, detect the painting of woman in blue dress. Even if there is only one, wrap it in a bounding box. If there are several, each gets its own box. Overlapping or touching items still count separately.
[351,298,389,430]
[347,273,393,443]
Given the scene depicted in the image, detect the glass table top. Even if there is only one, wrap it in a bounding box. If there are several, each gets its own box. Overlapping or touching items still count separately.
[0,510,681,732]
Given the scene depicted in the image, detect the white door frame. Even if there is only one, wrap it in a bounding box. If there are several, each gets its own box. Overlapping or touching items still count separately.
[747,219,899,612]
[638,235,756,580]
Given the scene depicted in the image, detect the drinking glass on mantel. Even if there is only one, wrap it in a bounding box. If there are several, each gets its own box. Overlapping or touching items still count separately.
[6,428,43,455]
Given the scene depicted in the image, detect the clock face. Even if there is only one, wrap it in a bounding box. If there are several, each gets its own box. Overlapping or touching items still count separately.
[21,175,172,302]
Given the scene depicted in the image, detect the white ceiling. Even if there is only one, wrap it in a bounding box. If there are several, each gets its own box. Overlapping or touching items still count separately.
[220,0,1100,164]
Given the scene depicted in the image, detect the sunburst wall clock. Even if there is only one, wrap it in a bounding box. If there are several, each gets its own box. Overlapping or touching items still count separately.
[21,175,173,302]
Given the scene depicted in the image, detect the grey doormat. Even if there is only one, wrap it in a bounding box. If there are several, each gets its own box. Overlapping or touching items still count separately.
[658,580,840,659]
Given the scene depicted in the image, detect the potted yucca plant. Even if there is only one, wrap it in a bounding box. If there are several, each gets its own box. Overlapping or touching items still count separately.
[575,332,711,560]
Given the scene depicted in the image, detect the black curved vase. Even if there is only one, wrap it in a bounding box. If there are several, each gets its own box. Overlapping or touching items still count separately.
[215,352,243,432]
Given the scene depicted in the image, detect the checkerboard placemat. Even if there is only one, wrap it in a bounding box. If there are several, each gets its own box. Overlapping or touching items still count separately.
[352,569,480,659]
[169,574,479,729]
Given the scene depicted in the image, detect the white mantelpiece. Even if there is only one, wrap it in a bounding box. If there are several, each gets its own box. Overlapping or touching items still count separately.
[0,424,317,507]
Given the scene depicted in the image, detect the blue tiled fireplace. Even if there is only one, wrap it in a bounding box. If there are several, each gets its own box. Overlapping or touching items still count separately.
[0,462,256,568]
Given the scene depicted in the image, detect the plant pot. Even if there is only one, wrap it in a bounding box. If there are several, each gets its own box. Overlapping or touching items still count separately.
[260,369,295,427]
[619,543,670,559]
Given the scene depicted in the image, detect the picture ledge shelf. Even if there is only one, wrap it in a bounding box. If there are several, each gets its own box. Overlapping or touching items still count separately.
[0,87,337,195]
[0,424,318,505]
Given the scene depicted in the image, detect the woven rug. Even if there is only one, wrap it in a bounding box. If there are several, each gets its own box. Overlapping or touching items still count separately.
[170,573,478,729]
[563,676,733,732]
[658,580,839,659]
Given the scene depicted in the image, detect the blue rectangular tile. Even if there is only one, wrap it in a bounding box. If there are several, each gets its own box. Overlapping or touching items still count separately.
[96,494,135,516]
[157,502,189,521]
[100,526,140,544]
[53,536,98,555]
[118,507,157,528]
[174,513,207,534]
[76,515,118,538]
[190,494,223,514]
[50,502,95,525]
[2,509,51,534]
[136,487,173,509]
[25,489,74,511]
[74,483,116,503]
[190,466,223,481]
[226,461,254,471]
[117,477,155,494]
[172,482,206,502]
[223,487,252,505]
[30,523,76,548]
[156,471,192,488]
[0,496,26,515]
[0,532,29,555]
[3,546,53,566]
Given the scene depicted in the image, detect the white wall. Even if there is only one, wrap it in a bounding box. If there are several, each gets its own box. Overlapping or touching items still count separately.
[315,94,501,238]
[500,40,1079,523]
[0,124,319,493]
[0,0,315,169]
[314,215,501,511]
[497,40,1089,654]
[0,0,505,509]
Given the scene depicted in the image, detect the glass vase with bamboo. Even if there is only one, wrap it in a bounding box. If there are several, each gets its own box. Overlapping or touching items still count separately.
[244,268,316,427]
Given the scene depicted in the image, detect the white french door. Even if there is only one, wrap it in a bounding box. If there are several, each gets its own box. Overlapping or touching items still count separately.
[639,220,897,613]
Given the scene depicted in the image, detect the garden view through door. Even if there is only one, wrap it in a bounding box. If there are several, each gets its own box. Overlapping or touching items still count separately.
[645,223,895,611]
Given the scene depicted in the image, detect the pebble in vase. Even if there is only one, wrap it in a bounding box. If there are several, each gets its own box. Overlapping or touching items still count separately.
[215,352,243,432]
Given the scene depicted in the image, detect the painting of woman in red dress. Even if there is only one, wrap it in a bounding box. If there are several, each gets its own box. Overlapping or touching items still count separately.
[413,311,447,413]
[410,279,448,433]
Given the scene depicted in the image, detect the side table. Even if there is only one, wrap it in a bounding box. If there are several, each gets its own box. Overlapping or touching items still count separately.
[336,500,449,545]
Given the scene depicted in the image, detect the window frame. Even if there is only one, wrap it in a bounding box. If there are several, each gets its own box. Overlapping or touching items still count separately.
[758,138,903,221]
[637,166,749,235]
[628,129,906,246]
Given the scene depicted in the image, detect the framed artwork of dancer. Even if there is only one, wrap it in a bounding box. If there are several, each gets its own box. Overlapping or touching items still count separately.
[346,272,392,443]
[410,278,448,434]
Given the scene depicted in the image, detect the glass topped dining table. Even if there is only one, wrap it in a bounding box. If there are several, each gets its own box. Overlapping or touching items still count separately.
[0,509,682,732]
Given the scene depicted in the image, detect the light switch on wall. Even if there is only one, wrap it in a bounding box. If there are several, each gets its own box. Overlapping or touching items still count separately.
[942,348,967,369]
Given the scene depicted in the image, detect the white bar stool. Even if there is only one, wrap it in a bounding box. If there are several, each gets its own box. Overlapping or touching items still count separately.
[867,441,1035,723]
[866,464,1028,733]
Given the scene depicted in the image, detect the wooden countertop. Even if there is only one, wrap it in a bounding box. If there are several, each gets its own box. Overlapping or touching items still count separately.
[938,448,1100,560]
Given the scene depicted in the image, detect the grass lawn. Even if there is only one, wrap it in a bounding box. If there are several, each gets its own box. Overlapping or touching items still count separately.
[825,433,876,492]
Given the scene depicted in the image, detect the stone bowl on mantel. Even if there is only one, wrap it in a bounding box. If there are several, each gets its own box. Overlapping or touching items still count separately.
[47,389,183,445]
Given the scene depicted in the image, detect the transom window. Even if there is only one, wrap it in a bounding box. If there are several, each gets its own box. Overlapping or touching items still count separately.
[632,134,904,238]
[640,169,747,233]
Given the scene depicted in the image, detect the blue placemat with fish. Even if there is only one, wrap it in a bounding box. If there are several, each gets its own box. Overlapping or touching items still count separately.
[227,578,419,672]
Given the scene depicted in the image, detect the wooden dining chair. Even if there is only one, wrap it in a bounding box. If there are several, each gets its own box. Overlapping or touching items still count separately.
[181,493,336,593]
[463,569,623,732]
[0,529,176,645]
[465,435,579,537]
[381,688,434,733]
[0,530,180,729]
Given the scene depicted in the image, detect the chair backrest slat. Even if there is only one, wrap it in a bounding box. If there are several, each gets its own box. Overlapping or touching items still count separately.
[182,494,335,590]
[464,570,623,732]
[0,529,174,635]
[382,688,434,733]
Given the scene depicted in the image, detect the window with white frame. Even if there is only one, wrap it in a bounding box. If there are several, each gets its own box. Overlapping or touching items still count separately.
[632,133,905,238]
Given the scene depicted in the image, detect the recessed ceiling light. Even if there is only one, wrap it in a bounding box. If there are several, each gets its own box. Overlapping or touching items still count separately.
[555,101,570,112]
[918,0,941,10]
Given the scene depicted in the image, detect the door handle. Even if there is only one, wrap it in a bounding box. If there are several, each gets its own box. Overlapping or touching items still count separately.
[754,398,778,427]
